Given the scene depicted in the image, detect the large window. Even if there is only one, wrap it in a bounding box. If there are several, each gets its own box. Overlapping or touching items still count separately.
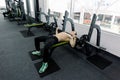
[72,0,120,34]
[47,0,120,34]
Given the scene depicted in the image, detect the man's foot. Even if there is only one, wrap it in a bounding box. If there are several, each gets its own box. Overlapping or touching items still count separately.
[32,50,41,56]
[39,62,48,73]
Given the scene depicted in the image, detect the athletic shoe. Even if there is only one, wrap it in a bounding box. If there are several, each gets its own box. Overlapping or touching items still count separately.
[39,62,48,73]
[32,50,41,56]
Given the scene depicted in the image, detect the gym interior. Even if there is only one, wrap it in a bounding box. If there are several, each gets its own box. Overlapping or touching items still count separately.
[0,0,120,80]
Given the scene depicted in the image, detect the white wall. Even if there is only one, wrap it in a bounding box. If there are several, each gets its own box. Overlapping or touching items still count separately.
[101,30,120,57]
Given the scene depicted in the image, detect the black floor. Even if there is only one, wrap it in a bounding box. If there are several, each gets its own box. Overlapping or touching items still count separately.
[0,14,120,80]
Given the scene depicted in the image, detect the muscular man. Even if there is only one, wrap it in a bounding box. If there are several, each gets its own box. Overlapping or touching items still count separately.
[32,27,77,73]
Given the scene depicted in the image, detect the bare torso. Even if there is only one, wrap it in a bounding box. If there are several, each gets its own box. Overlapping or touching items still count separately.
[54,32,72,42]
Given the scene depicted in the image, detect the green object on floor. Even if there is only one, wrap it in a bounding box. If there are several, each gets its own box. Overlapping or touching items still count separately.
[39,62,48,73]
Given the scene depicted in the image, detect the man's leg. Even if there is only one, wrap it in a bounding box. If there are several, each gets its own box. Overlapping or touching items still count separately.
[38,44,50,73]
[39,36,58,73]
[32,36,48,56]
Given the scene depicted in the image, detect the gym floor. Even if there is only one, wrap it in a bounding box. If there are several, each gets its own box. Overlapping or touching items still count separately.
[0,14,120,80]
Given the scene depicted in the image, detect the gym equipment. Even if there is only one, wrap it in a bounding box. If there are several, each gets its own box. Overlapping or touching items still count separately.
[76,14,103,56]
[48,11,75,56]
[20,8,58,38]
[3,0,15,18]
[62,11,75,31]
[7,0,25,22]
[43,11,58,35]
[75,14,112,69]
[49,10,75,35]
[15,1,26,25]
[20,8,48,37]
[2,0,13,18]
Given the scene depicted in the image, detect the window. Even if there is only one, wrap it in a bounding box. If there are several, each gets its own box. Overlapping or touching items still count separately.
[83,12,92,25]
[47,0,71,19]
[73,12,80,23]
[52,11,61,18]
[72,0,120,34]
[29,0,35,18]
[72,0,98,24]
[22,0,27,14]
[0,0,6,8]
[114,16,120,25]
[47,0,120,34]
[114,16,120,33]
[0,0,6,13]
[97,14,112,28]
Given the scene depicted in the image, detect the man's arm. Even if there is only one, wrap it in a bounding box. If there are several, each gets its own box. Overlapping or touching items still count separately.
[55,27,59,35]
[69,31,77,47]
[69,36,77,48]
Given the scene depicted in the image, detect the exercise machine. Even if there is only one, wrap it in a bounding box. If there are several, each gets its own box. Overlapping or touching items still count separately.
[20,8,58,37]
[15,0,26,24]
[75,14,105,56]
[4,0,25,23]
[24,8,48,34]
[75,14,112,69]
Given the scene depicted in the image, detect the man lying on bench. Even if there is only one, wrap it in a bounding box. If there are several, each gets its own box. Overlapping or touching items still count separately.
[32,27,77,73]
